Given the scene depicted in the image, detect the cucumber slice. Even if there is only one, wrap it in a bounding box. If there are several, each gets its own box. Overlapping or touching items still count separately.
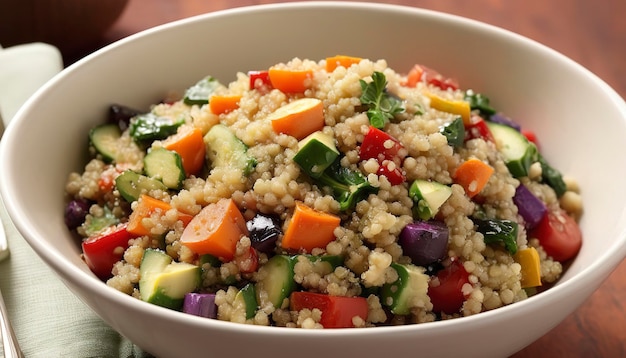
[89,123,122,163]
[409,180,453,220]
[234,283,258,319]
[144,148,186,190]
[255,254,297,309]
[293,131,339,178]
[184,76,221,106]
[381,263,429,315]
[304,254,344,272]
[204,124,257,175]
[487,122,538,178]
[115,170,168,203]
[139,249,200,310]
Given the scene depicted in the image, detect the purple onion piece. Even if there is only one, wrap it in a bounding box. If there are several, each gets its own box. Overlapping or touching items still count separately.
[64,199,90,229]
[399,221,449,266]
[490,113,521,131]
[183,293,217,319]
[513,184,547,229]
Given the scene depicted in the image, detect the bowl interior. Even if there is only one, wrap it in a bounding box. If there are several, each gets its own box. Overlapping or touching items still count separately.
[1,2,625,357]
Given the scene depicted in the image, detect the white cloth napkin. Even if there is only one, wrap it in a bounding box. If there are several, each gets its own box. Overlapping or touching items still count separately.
[0,195,152,357]
[0,42,152,357]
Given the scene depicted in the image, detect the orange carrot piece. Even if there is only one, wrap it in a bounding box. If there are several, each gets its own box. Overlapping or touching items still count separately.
[209,94,242,115]
[453,158,495,198]
[163,125,206,176]
[325,55,362,72]
[405,64,424,87]
[282,202,341,253]
[268,67,313,93]
[179,198,248,261]
[127,195,193,236]
[268,98,325,140]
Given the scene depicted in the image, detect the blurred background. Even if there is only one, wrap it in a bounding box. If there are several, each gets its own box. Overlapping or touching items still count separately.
[1,0,623,98]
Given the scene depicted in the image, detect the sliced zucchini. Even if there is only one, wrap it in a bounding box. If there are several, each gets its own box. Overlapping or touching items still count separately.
[115,170,168,203]
[255,254,297,309]
[234,283,258,320]
[139,249,201,310]
[144,148,186,190]
[409,180,453,220]
[129,112,185,143]
[89,123,122,163]
[487,122,538,178]
[184,76,221,106]
[204,124,257,175]
[380,263,429,315]
[293,131,339,178]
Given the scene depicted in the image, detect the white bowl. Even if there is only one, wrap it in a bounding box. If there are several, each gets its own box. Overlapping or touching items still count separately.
[2,2,626,357]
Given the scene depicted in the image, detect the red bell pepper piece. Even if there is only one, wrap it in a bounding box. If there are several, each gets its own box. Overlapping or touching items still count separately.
[234,246,259,274]
[428,259,470,314]
[248,70,273,91]
[405,64,459,91]
[521,129,539,148]
[82,223,134,280]
[359,126,406,185]
[289,291,369,328]
[465,115,494,143]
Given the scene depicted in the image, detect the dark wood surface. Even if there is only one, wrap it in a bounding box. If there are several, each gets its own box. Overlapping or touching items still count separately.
[65,1,626,356]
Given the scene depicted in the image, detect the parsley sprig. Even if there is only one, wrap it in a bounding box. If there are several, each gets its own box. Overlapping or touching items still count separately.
[359,71,404,129]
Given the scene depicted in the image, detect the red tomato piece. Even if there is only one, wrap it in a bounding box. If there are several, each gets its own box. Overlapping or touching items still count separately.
[465,115,494,142]
[428,260,470,314]
[235,246,259,274]
[530,210,582,262]
[289,291,369,328]
[82,223,134,280]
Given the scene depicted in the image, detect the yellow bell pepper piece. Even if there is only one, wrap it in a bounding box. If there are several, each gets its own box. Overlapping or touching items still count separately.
[426,92,471,124]
[514,247,542,288]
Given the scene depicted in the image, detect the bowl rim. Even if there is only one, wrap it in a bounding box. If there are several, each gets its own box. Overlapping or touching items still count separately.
[2,0,626,339]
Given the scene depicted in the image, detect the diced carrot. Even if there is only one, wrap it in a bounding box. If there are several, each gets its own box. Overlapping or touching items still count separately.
[268,67,313,93]
[127,195,193,236]
[325,55,362,72]
[209,94,242,115]
[163,125,206,176]
[282,201,340,253]
[514,247,542,288]
[405,64,424,87]
[453,158,495,198]
[426,92,471,125]
[268,98,325,140]
[180,198,248,261]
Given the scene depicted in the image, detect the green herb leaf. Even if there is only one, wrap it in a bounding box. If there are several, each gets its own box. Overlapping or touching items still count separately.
[464,89,496,118]
[359,72,404,129]
[475,218,518,255]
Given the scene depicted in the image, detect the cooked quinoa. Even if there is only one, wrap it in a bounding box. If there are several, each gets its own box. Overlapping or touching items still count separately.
[64,56,583,328]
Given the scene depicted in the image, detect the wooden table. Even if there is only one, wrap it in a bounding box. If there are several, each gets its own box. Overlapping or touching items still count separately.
[69,1,626,356]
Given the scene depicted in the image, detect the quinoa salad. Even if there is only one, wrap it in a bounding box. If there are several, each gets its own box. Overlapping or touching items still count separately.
[64,56,583,328]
